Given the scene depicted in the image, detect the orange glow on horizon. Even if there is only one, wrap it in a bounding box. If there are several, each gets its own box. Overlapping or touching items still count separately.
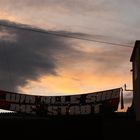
[18,66,132,96]
[0,12,18,22]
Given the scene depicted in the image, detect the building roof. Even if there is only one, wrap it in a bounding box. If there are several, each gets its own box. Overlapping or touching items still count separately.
[130,40,140,62]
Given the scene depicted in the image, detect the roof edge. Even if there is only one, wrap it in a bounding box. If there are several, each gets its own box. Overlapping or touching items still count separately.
[130,40,140,62]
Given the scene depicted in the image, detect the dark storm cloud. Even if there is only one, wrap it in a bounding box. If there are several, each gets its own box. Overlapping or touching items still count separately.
[0,20,82,91]
[0,20,133,93]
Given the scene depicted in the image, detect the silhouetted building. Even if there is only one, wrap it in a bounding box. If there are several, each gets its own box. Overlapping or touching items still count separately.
[130,40,140,121]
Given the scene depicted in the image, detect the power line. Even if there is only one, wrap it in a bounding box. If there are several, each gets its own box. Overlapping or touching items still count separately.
[0,23,133,48]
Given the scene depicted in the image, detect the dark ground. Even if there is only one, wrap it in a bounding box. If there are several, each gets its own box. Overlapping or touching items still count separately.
[0,112,138,140]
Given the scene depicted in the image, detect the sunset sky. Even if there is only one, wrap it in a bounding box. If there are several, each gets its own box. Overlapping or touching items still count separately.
[0,0,139,111]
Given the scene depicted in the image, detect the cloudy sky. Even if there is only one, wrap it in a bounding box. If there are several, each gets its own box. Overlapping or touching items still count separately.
[0,0,139,111]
